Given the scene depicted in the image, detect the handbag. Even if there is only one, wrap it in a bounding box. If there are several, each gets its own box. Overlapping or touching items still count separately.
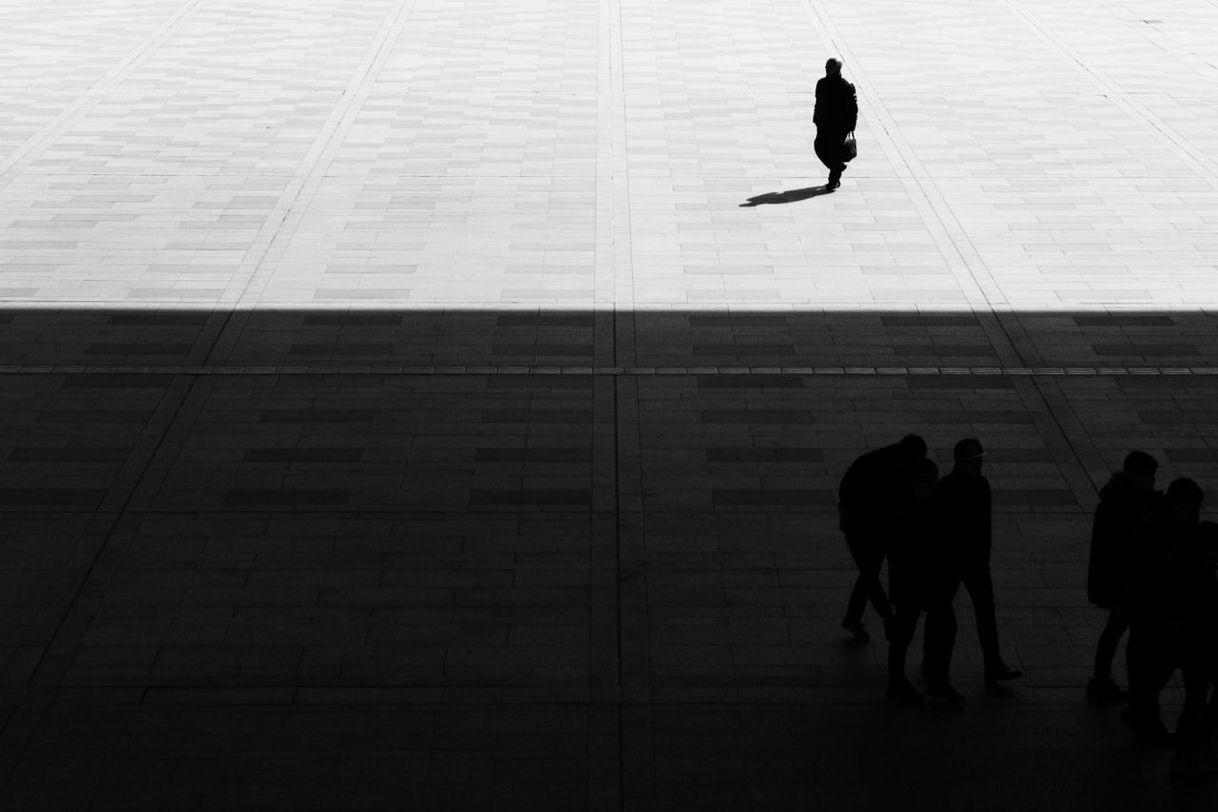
[841,132,858,163]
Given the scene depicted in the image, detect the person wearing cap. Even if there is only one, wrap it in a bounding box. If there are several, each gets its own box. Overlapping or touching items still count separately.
[1086,451,1161,703]
[923,438,1021,700]
[1123,477,1205,745]
[837,434,927,642]
[813,58,858,190]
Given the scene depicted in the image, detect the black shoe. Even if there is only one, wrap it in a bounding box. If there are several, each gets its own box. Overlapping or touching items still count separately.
[1086,677,1129,703]
[984,664,1022,684]
[926,682,965,703]
[887,679,923,703]
[842,619,869,642]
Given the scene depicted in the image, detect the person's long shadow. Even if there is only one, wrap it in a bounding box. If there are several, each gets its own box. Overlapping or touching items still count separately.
[740,185,834,207]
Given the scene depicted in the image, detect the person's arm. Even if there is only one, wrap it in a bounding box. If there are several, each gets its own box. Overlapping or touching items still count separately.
[846,82,858,132]
[813,78,823,126]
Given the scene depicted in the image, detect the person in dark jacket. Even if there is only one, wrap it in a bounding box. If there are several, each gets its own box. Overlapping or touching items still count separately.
[813,58,858,190]
[1122,477,1204,745]
[886,458,946,701]
[1087,451,1160,703]
[1167,520,1218,778]
[838,434,928,642]
[923,438,1021,700]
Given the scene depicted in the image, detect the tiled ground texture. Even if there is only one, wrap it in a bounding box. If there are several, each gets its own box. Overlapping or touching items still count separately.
[2,0,1218,808]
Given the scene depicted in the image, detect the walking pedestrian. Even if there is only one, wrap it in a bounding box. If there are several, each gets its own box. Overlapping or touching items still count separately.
[1167,520,1218,778]
[887,459,945,702]
[814,58,858,190]
[838,434,928,642]
[1087,451,1160,703]
[924,438,1021,699]
[1123,477,1205,744]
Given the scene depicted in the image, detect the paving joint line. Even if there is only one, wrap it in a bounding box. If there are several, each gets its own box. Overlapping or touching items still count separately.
[0,0,209,185]
[1,364,1213,377]
[194,0,421,367]
[997,0,1218,182]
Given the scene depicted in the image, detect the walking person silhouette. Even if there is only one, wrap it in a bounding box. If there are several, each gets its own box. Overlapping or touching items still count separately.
[1123,477,1205,745]
[813,58,857,190]
[1166,520,1218,779]
[837,434,927,642]
[923,438,1021,700]
[1087,451,1160,703]
[886,458,947,702]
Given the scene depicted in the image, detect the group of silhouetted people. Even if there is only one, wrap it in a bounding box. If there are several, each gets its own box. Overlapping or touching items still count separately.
[838,434,1021,703]
[839,438,1218,780]
[1087,452,1218,779]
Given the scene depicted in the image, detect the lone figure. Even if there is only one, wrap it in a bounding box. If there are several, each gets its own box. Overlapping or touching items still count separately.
[814,58,857,190]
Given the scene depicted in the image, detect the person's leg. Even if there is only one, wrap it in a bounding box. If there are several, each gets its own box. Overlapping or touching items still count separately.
[1089,608,1131,700]
[1173,662,1210,775]
[842,533,869,629]
[1124,621,1173,742]
[1094,608,1130,682]
[924,582,963,700]
[814,132,845,186]
[814,137,834,181]
[960,566,1011,675]
[843,532,891,630]
[887,610,922,701]
[887,604,918,686]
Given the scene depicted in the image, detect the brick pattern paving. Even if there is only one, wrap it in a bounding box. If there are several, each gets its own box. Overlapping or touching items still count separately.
[3,0,1218,809]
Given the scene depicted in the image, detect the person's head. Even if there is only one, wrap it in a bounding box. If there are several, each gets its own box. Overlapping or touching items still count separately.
[825,58,842,77]
[1122,450,1159,492]
[894,434,928,474]
[910,458,939,502]
[1165,477,1204,529]
[953,437,985,475]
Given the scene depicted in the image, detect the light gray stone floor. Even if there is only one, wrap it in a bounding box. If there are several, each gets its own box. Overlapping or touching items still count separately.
[3,0,1218,808]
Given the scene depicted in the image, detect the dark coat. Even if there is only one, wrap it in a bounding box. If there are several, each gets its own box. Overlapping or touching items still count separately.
[1126,505,1190,626]
[934,470,991,575]
[888,495,943,611]
[838,443,904,539]
[1088,473,1157,609]
[1167,527,1218,669]
[814,75,858,134]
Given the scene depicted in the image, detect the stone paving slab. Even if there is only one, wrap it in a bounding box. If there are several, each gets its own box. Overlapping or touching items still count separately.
[3,0,1218,808]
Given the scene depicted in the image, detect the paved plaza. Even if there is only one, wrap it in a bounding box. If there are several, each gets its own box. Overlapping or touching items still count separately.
[3,0,1218,808]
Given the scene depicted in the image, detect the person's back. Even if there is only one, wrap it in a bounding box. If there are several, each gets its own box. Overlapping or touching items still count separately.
[1169,521,1218,664]
[1122,477,1204,743]
[814,73,858,133]
[934,467,992,574]
[888,465,939,610]
[838,443,897,534]
[1090,470,1157,609]
[1085,451,1160,703]
[838,434,927,642]
[1127,501,1183,624]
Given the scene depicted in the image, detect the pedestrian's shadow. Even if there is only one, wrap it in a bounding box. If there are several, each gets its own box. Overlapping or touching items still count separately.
[739,185,834,207]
